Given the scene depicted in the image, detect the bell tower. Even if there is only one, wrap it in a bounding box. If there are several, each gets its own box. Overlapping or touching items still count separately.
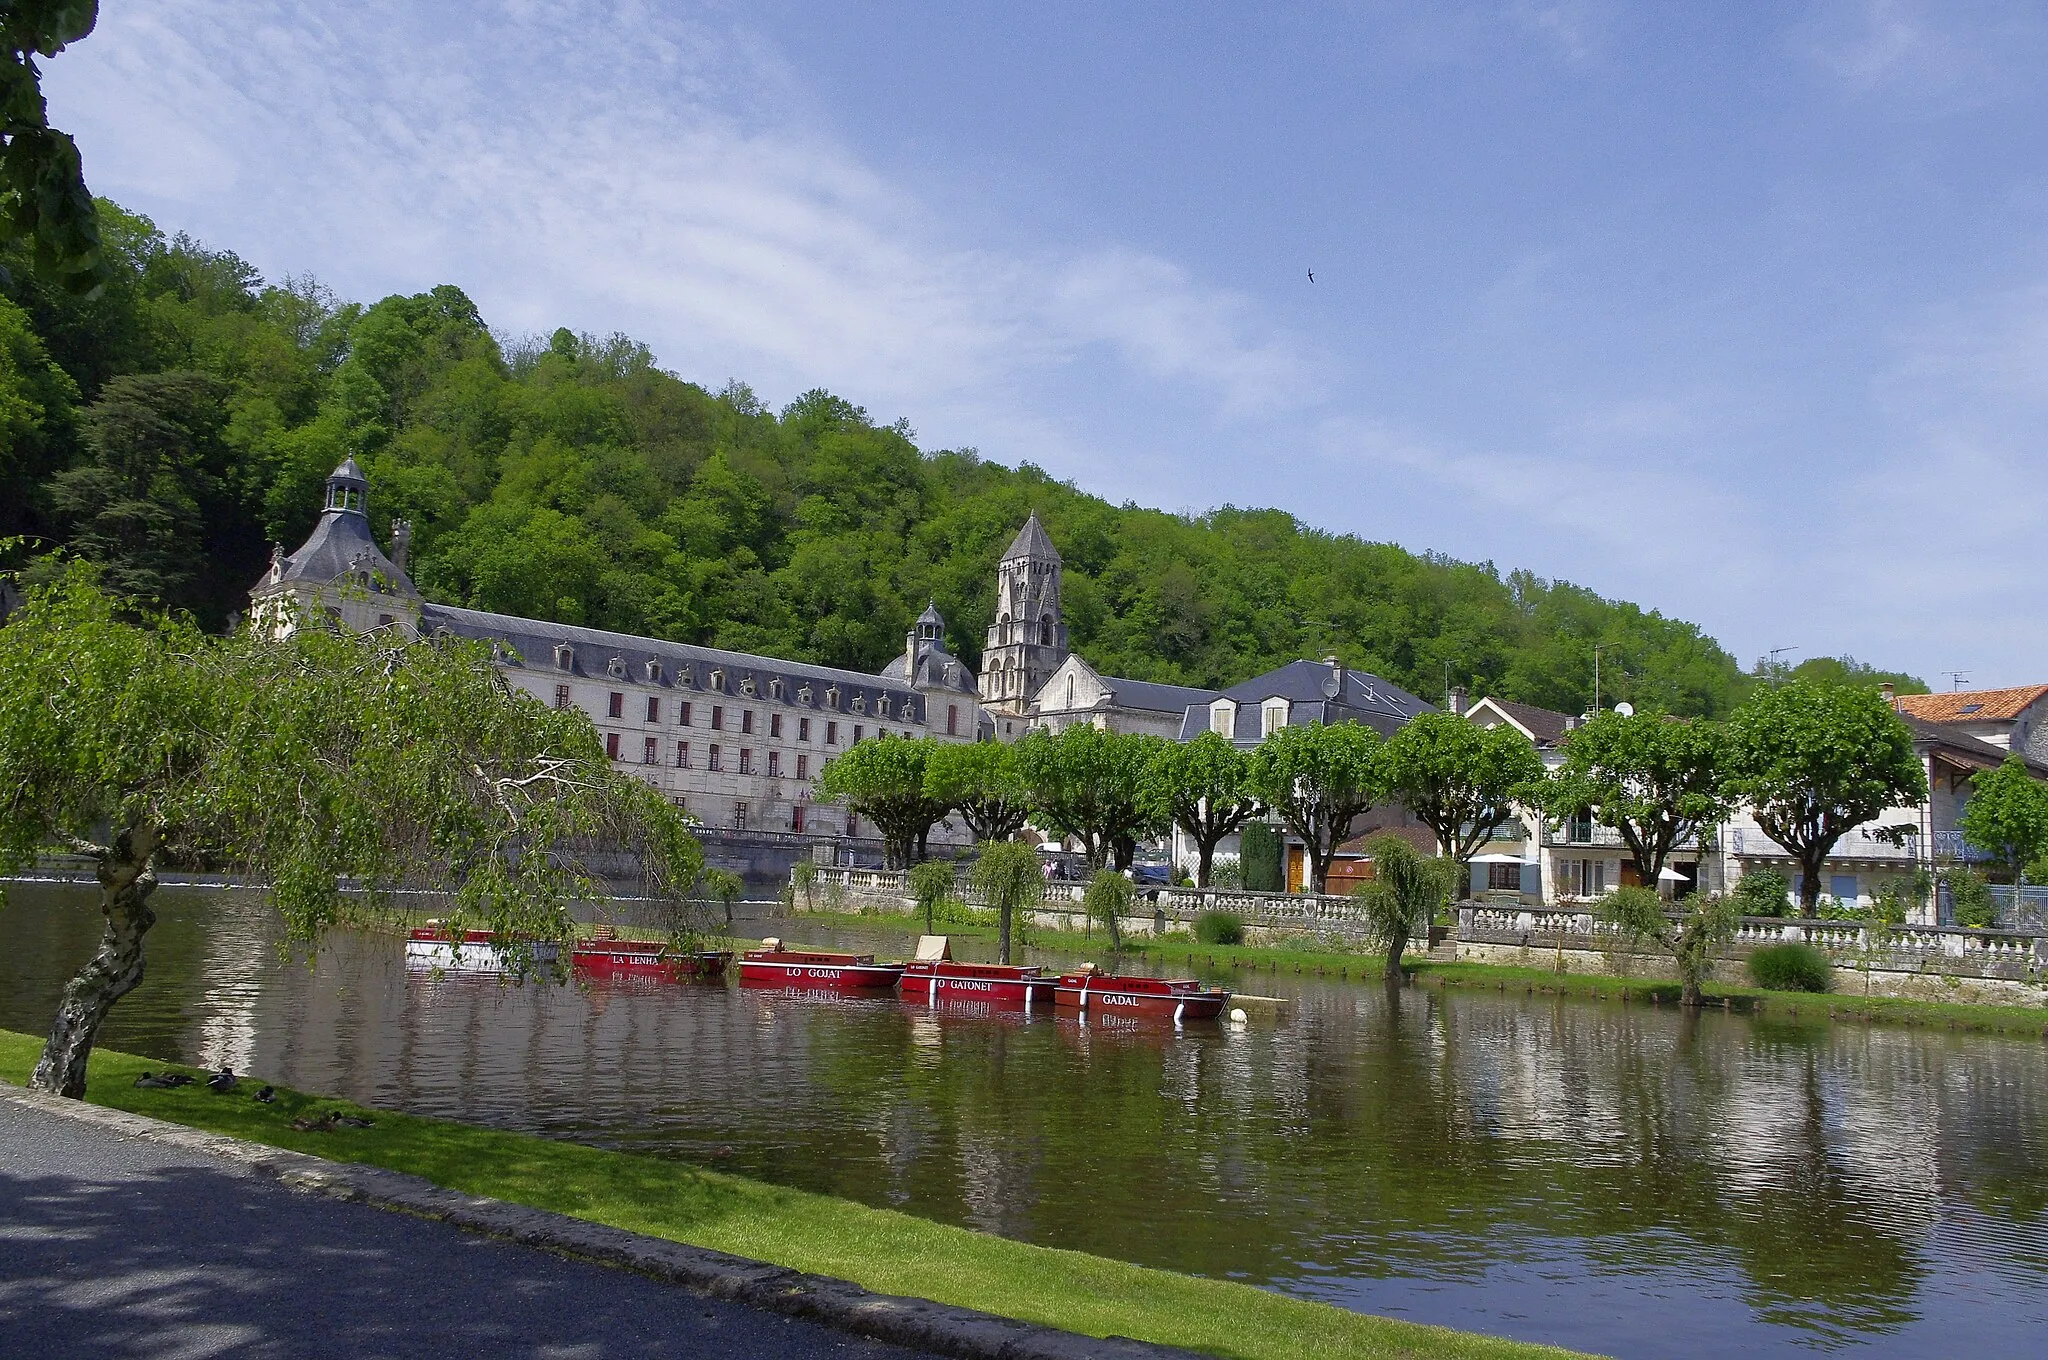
[978,512,1068,716]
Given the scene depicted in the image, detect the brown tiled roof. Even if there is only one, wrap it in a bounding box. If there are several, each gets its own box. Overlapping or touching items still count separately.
[1471,697,1575,746]
[1334,825,1440,858]
[1895,685,2048,723]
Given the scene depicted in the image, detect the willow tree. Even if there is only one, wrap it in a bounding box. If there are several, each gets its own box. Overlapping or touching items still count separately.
[815,735,951,867]
[1354,833,1455,982]
[970,839,1043,965]
[0,570,702,1098]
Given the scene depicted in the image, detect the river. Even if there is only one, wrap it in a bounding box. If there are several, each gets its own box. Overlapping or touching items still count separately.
[4,882,2044,1358]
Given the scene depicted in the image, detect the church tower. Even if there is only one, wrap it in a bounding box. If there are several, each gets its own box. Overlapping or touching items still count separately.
[978,512,1069,716]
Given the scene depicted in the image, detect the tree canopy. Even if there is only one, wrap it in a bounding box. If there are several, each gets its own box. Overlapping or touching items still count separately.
[1244,721,1385,893]
[1014,725,1167,870]
[0,202,1919,717]
[1382,711,1544,893]
[1958,755,2048,892]
[1145,730,1261,887]
[815,735,952,868]
[1543,708,1730,889]
[0,567,703,1097]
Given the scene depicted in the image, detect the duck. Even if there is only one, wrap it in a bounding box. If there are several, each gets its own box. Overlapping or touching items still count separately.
[253,1085,276,1104]
[205,1068,237,1093]
[133,1072,180,1089]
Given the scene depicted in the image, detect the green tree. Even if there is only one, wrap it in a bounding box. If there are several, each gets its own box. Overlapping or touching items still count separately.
[699,867,743,928]
[969,839,1043,964]
[1013,725,1167,871]
[923,739,1030,843]
[1542,708,1729,890]
[1,2,111,294]
[815,735,950,868]
[1244,721,1385,894]
[1600,885,1740,1006]
[1082,868,1135,951]
[1238,821,1282,891]
[0,567,701,1097]
[1381,711,1543,897]
[1958,755,2048,892]
[1354,833,1455,982]
[1146,730,1261,887]
[1724,680,1927,917]
[908,858,955,934]
[790,856,820,912]
[0,293,76,537]
[1728,867,1792,918]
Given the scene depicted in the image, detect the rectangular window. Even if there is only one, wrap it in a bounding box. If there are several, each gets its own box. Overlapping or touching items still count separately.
[676,741,690,768]
[1487,862,1521,892]
[608,692,624,719]
[739,748,754,775]
[734,802,748,830]
[826,721,839,745]
[672,795,687,811]
[708,745,722,772]
[799,717,811,741]
[796,754,808,781]
[646,696,660,723]
[553,684,572,710]
[642,736,658,765]
[679,701,692,727]
[605,732,621,760]
[770,713,782,738]
[742,709,755,735]
[1830,874,1859,907]
[947,704,958,736]
[853,725,865,743]
[790,804,805,833]
[767,751,781,777]
[711,705,724,731]
[377,613,395,627]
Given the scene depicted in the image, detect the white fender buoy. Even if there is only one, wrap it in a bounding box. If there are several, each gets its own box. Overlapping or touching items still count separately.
[1230,1008,1248,1025]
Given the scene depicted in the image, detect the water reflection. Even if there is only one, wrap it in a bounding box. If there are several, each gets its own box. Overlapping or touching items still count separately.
[4,882,2045,1358]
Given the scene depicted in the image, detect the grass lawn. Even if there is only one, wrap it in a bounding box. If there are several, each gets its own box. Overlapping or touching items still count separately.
[0,1029,1590,1360]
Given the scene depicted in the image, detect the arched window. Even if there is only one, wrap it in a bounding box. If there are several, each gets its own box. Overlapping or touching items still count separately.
[1038,615,1053,646]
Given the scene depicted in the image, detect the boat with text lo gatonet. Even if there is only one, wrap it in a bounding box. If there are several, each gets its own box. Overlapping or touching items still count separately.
[738,938,906,991]
[897,935,1055,1010]
[405,922,559,975]
[570,931,731,982]
[1052,964,1230,1023]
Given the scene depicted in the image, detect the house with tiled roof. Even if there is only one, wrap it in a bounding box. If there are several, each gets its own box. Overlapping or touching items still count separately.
[1028,654,1219,739]
[1893,683,2048,765]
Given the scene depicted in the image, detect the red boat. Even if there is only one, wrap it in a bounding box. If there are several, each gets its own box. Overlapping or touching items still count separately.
[571,937,732,982]
[1052,967,1230,1023]
[899,960,1056,1009]
[738,939,905,991]
[405,923,559,974]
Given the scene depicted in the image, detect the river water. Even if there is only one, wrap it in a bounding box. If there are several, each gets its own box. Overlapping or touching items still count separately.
[4,882,2045,1359]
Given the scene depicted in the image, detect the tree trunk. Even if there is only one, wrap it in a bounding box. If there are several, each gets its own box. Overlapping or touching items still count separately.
[1383,927,1409,983]
[33,829,159,1099]
[916,826,930,864]
[997,900,1012,965]
[1111,835,1135,873]
[1307,837,1331,895]
[1196,837,1215,888]
[1799,848,1825,917]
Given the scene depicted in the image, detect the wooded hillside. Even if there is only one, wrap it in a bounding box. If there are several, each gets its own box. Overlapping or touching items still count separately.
[0,203,1923,717]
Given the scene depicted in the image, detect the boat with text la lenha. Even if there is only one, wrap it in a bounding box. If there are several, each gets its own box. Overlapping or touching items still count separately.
[738,938,906,991]
[898,935,1056,1010]
[1053,964,1230,1023]
[405,922,560,975]
[570,927,731,981]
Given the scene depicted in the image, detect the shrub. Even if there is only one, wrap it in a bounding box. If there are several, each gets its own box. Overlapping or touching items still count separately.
[1195,910,1244,945]
[1241,823,1283,892]
[1748,942,1834,993]
[1209,857,1243,889]
[1947,870,1999,928]
[1729,868,1792,918]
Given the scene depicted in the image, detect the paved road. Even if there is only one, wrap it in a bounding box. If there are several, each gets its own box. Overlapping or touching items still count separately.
[0,1095,928,1359]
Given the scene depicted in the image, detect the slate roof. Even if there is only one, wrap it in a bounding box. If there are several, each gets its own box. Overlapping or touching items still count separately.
[259,501,418,597]
[421,603,924,722]
[1895,685,2048,724]
[879,639,980,695]
[1002,512,1061,564]
[1898,712,2048,776]
[1177,659,1434,742]
[1100,675,1219,715]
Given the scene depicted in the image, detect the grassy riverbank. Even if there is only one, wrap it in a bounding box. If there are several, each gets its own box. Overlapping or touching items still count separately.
[785,905,2048,1038]
[0,1030,1586,1360]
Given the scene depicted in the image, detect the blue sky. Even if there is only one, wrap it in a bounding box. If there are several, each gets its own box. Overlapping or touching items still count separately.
[45,1,2048,687]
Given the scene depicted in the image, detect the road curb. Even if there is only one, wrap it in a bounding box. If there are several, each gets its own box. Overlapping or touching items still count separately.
[0,1083,1202,1360]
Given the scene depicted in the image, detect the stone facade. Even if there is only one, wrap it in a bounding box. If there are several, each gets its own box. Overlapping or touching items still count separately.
[977,512,1068,736]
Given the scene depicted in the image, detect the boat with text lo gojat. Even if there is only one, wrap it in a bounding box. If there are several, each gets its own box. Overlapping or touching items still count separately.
[570,927,731,982]
[897,935,1056,1010]
[1052,963,1230,1022]
[737,938,906,991]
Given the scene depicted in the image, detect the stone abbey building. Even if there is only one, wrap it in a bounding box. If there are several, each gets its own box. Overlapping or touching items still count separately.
[252,460,989,843]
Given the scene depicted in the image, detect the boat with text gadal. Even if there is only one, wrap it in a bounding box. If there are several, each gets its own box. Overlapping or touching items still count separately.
[1052,966,1229,1023]
[570,938,732,981]
[405,923,559,975]
[738,938,906,991]
[897,934,1055,1010]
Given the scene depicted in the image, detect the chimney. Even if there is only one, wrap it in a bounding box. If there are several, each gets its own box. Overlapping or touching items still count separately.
[1880,682,1896,709]
[1447,685,1468,717]
[390,519,412,575]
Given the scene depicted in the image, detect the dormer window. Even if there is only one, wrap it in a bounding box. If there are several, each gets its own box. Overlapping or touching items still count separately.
[740,676,756,697]
[709,669,726,692]
[677,664,694,687]
[645,659,663,684]
[769,678,784,701]
[877,695,892,718]
[1260,697,1289,738]
[851,693,867,715]
[825,686,840,710]
[607,656,626,680]
[797,683,813,706]
[1209,698,1235,736]
[554,643,574,672]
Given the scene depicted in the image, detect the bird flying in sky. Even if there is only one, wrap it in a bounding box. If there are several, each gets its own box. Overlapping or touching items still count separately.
[1307,269,1315,283]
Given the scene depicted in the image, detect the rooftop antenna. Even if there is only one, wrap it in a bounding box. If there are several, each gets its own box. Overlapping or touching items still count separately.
[1945,670,1971,692]
[1765,645,1797,687]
